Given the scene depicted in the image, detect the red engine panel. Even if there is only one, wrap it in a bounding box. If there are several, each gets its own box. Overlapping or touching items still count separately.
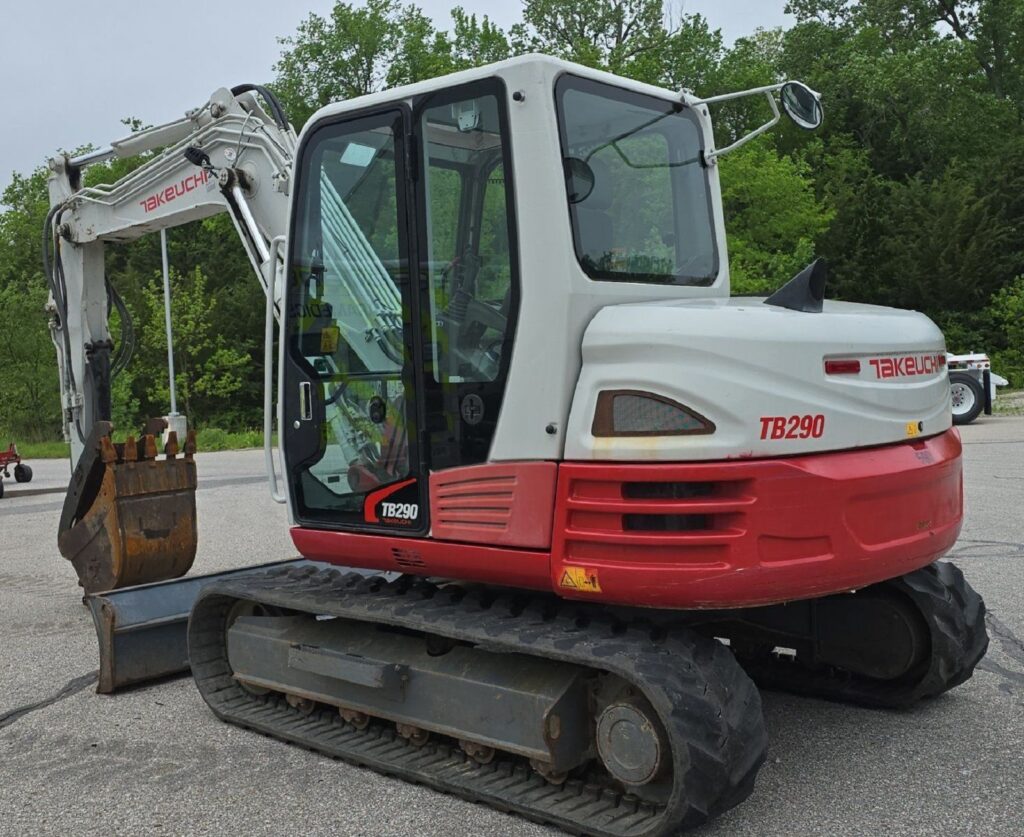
[291,430,963,610]
[429,461,557,549]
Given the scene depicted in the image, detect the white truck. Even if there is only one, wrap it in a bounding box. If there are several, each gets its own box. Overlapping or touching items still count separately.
[947,352,1008,424]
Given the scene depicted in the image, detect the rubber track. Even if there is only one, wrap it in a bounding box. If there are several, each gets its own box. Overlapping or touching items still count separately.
[189,566,767,836]
[735,561,989,708]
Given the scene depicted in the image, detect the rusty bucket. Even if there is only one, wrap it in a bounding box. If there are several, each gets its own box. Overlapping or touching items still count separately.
[59,421,198,594]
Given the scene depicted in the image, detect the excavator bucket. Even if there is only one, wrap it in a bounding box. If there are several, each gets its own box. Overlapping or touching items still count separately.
[58,420,198,594]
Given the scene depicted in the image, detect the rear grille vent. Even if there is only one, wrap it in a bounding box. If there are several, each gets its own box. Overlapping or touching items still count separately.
[558,475,754,561]
[624,513,710,532]
[623,481,714,500]
[391,548,426,569]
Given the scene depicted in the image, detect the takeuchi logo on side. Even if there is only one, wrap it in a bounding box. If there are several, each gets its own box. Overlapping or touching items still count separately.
[138,169,211,213]
[869,354,946,379]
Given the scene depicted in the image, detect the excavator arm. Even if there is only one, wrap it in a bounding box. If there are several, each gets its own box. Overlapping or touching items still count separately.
[47,85,295,458]
[46,84,297,593]
[48,83,408,596]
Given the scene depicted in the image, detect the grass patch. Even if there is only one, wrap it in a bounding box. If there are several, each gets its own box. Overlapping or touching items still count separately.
[6,429,272,459]
[194,428,268,451]
[993,388,1024,416]
[9,439,72,459]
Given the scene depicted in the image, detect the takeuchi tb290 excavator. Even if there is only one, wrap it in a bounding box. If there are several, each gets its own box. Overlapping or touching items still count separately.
[45,55,987,834]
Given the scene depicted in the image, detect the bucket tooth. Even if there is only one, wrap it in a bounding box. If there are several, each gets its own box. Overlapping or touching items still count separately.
[143,417,168,437]
[165,431,179,459]
[58,419,198,594]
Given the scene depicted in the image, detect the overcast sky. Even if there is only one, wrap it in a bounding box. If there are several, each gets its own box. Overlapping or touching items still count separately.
[0,1,791,185]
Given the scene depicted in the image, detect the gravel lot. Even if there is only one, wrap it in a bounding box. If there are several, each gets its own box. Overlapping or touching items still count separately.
[1,424,1022,836]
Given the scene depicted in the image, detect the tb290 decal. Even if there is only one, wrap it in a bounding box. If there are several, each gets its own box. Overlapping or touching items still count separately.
[364,478,421,527]
[759,414,825,440]
[380,502,419,521]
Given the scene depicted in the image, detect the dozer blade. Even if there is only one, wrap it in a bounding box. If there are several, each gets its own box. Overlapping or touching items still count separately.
[59,420,198,594]
[86,558,322,693]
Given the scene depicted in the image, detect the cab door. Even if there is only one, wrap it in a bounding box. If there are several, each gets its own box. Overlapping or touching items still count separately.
[283,107,426,533]
[415,79,520,471]
[283,84,520,536]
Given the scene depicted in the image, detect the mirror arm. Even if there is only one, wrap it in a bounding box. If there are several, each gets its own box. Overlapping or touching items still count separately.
[691,82,785,107]
[703,91,781,165]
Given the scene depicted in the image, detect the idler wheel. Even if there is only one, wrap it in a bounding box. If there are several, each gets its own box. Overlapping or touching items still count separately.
[596,700,668,786]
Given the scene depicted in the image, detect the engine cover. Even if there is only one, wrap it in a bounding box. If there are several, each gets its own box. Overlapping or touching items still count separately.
[566,297,952,461]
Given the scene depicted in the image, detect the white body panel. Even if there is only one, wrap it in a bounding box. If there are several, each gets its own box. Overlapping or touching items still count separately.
[565,297,952,460]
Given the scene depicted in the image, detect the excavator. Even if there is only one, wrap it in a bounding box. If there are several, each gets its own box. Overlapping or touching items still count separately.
[44,56,987,835]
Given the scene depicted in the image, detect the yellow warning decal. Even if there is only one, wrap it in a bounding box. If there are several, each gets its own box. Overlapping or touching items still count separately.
[559,566,602,593]
[320,325,340,354]
[905,421,921,438]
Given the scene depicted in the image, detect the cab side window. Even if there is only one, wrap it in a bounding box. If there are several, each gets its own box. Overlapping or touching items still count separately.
[421,95,515,384]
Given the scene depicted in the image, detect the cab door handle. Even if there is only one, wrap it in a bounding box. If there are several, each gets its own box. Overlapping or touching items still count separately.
[299,381,312,421]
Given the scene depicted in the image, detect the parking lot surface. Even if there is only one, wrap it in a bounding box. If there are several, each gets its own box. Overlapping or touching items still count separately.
[1,425,1022,836]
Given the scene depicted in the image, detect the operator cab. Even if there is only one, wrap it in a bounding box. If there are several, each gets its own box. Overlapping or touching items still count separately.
[279,55,829,537]
[281,55,734,535]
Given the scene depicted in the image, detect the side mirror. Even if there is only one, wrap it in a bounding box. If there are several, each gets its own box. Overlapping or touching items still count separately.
[694,79,824,162]
[780,81,823,131]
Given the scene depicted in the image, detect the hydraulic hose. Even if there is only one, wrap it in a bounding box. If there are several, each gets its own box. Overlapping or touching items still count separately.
[42,201,86,443]
[230,84,290,130]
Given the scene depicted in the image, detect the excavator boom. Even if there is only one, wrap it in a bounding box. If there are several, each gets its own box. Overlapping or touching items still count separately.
[47,84,296,592]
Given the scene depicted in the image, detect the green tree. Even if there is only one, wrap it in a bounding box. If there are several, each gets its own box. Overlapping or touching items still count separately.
[274,0,403,126]
[137,266,251,425]
[448,8,513,70]
[984,275,1024,385]
[657,13,725,91]
[0,167,50,293]
[719,144,833,294]
[0,283,61,440]
[520,0,667,70]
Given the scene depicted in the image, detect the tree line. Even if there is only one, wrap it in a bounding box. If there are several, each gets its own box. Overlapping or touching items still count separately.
[2,0,1023,441]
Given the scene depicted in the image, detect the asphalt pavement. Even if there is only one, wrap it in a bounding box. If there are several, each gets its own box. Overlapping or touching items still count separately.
[1,427,1022,836]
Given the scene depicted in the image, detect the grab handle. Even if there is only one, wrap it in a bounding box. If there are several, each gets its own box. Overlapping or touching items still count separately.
[263,235,287,504]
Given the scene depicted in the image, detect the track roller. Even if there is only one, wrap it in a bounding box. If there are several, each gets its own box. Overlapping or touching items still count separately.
[340,707,370,729]
[396,723,430,747]
[286,694,316,715]
[529,758,569,785]
[460,740,496,765]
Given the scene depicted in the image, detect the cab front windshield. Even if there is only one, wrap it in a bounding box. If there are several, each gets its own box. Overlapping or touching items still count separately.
[556,76,717,285]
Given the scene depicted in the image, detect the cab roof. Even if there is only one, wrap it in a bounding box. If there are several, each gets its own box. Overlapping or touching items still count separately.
[301,53,695,138]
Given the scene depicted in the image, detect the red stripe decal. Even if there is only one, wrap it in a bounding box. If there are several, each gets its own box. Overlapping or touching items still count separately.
[363,478,417,523]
